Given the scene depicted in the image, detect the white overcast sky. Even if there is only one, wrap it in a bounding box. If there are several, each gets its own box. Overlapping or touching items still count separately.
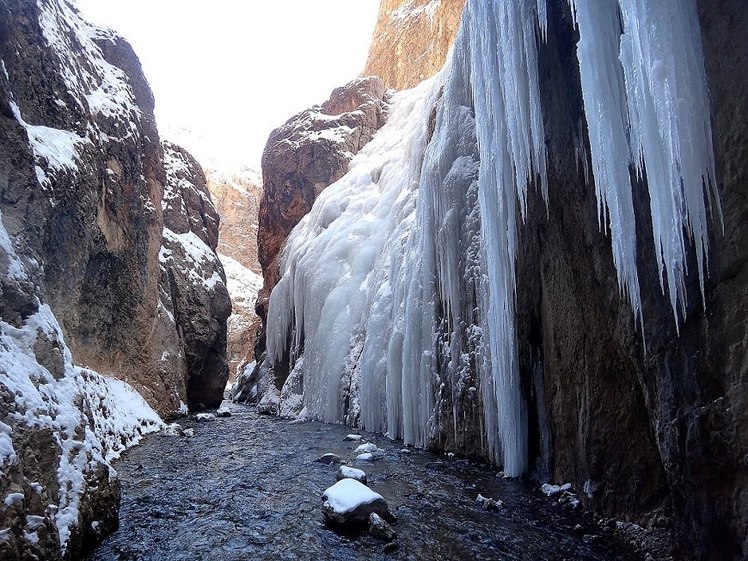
[75,0,380,170]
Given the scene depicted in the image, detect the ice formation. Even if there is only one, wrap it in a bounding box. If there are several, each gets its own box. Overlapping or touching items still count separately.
[569,0,719,325]
[266,0,717,476]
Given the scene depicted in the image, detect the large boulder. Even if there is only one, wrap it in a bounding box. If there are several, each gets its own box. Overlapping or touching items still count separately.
[321,479,394,530]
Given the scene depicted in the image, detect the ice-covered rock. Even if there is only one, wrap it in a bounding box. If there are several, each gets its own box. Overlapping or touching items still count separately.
[337,466,368,485]
[321,479,394,529]
[354,443,379,454]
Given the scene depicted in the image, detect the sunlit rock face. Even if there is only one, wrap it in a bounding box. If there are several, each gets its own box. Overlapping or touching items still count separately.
[363,0,466,90]
[254,76,390,356]
[206,168,263,378]
[262,0,747,558]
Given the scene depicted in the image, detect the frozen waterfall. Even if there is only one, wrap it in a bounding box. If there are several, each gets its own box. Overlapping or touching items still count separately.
[265,0,717,476]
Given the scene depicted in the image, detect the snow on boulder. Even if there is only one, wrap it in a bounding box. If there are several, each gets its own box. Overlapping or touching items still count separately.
[321,479,394,529]
[354,443,378,454]
[195,413,215,422]
[337,466,368,485]
[344,434,364,442]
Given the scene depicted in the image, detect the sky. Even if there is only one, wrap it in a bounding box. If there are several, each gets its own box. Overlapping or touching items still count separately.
[75,0,381,171]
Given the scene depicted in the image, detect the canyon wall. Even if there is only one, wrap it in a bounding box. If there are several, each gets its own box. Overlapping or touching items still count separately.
[363,0,466,90]
[0,0,229,557]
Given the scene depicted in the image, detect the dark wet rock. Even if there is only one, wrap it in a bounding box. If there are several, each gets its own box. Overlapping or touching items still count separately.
[383,541,398,554]
[321,479,394,530]
[369,512,397,542]
[315,453,344,466]
[216,407,232,418]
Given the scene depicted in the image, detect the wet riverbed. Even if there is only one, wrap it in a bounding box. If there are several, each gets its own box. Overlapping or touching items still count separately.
[89,403,639,561]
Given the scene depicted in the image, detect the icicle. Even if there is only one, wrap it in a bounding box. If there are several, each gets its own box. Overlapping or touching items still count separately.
[570,0,719,327]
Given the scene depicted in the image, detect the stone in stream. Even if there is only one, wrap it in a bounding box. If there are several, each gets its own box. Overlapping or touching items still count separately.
[315,453,345,465]
[336,466,368,485]
[368,513,397,542]
[216,407,232,418]
[195,413,216,422]
[476,494,502,511]
[321,479,395,530]
[344,434,364,441]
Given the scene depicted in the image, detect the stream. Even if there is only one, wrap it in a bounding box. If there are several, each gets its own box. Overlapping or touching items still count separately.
[88,402,640,561]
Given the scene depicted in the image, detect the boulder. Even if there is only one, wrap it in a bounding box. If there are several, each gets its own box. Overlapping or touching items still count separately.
[321,479,394,529]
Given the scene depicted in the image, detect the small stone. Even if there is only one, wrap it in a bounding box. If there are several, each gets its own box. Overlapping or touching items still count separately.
[315,453,344,465]
[337,466,368,485]
[383,542,398,554]
[216,407,231,418]
[369,512,397,541]
[195,413,215,422]
[344,434,364,441]
[354,443,378,454]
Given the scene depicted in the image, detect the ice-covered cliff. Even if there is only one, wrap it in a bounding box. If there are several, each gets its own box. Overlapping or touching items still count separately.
[260,0,747,558]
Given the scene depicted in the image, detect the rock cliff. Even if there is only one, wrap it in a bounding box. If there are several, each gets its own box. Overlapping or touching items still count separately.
[363,0,466,90]
[205,168,263,378]
[0,0,229,557]
[159,142,231,409]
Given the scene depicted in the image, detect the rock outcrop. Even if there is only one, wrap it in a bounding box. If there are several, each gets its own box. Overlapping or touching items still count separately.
[363,0,466,90]
[159,142,231,409]
[205,169,263,378]
[0,0,230,557]
[250,77,390,383]
[257,76,390,314]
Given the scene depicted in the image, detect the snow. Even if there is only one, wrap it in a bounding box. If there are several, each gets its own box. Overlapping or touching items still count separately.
[322,479,383,514]
[339,466,367,481]
[0,224,163,552]
[4,493,24,507]
[354,443,378,454]
[344,434,364,441]
[541,482,572,496]
[356,453,375,462]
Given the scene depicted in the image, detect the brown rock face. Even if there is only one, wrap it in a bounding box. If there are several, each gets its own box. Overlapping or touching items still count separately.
[160,142,231,409]
[256,76,390,331]
[363,0,466,90]
[206,168,262,275]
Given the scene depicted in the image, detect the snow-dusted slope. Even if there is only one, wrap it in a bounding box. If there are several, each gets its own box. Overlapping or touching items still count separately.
[263,0,718,480]
[0,216,162,558]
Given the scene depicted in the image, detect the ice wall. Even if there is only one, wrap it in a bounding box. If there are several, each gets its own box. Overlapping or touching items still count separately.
[265,0,717,476]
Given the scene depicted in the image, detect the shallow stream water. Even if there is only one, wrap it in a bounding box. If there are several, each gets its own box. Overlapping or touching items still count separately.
[89,403,639,561]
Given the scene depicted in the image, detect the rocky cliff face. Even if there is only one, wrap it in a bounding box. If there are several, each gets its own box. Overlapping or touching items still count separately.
[261,0,747,559]
[159,142,231,409]
[205,168,263,378]
[0,0,229,557]
[254,76,390,357]
[363,0,465,90]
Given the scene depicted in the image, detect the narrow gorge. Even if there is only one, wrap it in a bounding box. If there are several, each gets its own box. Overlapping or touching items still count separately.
[1,1,746,560]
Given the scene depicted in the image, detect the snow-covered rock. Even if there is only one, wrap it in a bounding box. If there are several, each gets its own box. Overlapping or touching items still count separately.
[354,443,379,454]
[321,479,394,529]
[344,434,364,442]
[216,407,232,418]
[337,466,368,485]
[476,494,502,511]
[195,413,216,422]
